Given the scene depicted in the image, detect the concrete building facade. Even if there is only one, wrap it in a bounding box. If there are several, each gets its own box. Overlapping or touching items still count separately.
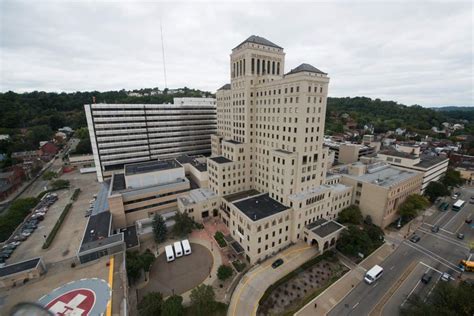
[85,98,216,182]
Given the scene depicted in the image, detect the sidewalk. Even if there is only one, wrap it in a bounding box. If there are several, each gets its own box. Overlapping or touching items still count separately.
[295,243,395,316]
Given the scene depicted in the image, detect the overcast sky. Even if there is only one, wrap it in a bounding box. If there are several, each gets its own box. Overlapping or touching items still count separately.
[1,0,472,107]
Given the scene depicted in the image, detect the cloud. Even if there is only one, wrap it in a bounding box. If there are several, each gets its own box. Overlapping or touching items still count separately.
[0,0,472,107]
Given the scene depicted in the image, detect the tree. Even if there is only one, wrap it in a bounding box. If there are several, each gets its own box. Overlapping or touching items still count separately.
[172,212,195,237]
[336,225,373,257]
[140,249,156,272]
[138,292,163,316]
[74,138,92,154]
[189,284,217,316]
[161,295,184,316]
[397,194,429,219]
[50,179,70,190]
[42,171,57,180]
[401,280,474,315]
[126,250,155,284]
[441,168,464,188]
[337,205,363,224]
[152,214,167,243]
[217,264,233,281]
[424,181,449,202]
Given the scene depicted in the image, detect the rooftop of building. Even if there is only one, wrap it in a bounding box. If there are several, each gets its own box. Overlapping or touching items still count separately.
[224,189,261,203]
[218,83,231,91]
[121,225,139,249]
[209,156,232,164]
[289,185,331,201]
[178,188,217,206]
[414,155,449,168]
[379,149,418,159]
[224,139,242,145]
[81,211,112,245]
[286,63,327,76]
[124,160,181,176]
[306,219,345,238]
[0,257,41,277]
[233,193,289,221]
[111,173,126,191]
[346,164,419,187]
[234,35,283,50]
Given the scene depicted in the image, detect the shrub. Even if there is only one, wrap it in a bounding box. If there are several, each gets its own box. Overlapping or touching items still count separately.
[217,264,233,281]
[214,231,227,247]
[71,188,81,201]
[231,260,246,272]
[42,203,72,249]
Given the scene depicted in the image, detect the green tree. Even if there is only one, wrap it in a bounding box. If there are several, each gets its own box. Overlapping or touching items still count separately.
[441,168,464,188]
[217,264,233,281]
[74,127,89,140]
[152,214,167,243]
[172,212,194,237]
[337,205,363,224]
[161,295,184,316]
[401,280,474,315]
[189,284,217,316]
[397,194,429,219]
[74,138,92,154]
[336,225,373,257]
[138,292,163,316]
[424,181,449,202]
[42,171,57,180]
[50,179,70,190]
[126,251,143,284]
[140,249,156,272]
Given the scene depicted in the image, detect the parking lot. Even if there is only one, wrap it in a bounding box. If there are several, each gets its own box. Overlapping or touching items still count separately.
[139,243,213,299]
[4,171,101,265]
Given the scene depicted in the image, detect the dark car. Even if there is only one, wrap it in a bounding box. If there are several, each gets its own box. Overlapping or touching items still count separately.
[272,258,284,269]
[457,233,465,240]
[466,217,472,224]
[421,273,432,284]
[410,235,421,243]
[431,225,440,233]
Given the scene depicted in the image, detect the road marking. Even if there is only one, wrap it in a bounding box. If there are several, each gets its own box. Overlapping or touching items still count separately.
[352,302,360,309]
[425,275,440,302]
[417,227,469,250]
[454,220,465,234]
[419,261,444,275]
[403,241,460,272]
[369,260,418,316]
[373,282,378,288]
[443,208,466,229]
[390,266,394,270]
[401,279,421,307]
[433,210,450,226]
[106,256,114,316]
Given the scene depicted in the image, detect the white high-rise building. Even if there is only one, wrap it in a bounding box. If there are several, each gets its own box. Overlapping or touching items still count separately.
[85,97,216,181]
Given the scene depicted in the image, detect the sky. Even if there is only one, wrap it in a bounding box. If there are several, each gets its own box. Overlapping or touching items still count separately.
[0,0,473,107]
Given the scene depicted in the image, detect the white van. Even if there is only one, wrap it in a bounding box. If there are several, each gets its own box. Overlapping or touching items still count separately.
[364,265,383,284]
[173,241,183,258]
[165,245,175,262]
[181,239,192,255]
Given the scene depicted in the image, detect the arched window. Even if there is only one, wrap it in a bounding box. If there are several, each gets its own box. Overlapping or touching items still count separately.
[257,59,260,75]
[267,60,271,74]
[251,58,255,74]
[243,58,246,75]
[272,61,275,75]
[277,62,280,75]
[262,59,266,75]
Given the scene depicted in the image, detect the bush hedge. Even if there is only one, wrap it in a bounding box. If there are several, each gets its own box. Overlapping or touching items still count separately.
[71,188,81,201]
[42,203,72,249]
[214,231,227,248]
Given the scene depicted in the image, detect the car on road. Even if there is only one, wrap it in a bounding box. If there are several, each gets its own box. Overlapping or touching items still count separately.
[439,202,449,211]
[410,235,421,243]
[441,272,451,282]
[452,193,460,199]
[272,258,284,268]
[466,217,472,224]
[421,273,432,284]
[470,196,474,204]
[431,225,440,233]
[457,233,465,240]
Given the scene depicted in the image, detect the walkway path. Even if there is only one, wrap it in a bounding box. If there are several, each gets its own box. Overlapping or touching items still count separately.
[227,242,318,316]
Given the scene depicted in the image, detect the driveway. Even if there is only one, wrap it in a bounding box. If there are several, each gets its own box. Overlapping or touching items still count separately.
[227,243,318,316]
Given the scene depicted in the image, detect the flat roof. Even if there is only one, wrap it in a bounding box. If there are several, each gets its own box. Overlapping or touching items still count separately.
[92,182,110,216]
[379,150,417,159]
[179,188,217,206]
[112,173,126,191]
[306,219,344,238]
[209,156,232,164]
[124,160,180,176]
[81,211,111,245]
[224,139,242,145]
[0,257,41,277]
[346,165,419,187]
[414,155,448,169]
[121,225,139,249]
[224,189,260,203]
[233,193,289,221]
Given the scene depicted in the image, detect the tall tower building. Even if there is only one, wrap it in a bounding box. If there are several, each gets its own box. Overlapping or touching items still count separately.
[212,35,330,204]
[183,36,352,264]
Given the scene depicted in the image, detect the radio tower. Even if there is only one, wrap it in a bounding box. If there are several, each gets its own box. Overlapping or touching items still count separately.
[160,21,168,89]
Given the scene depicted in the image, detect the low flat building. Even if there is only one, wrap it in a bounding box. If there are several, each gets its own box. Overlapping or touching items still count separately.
[377,149,449,192]
[339,162,423,228]
[177,188,219,223]
[68,154,94,168]
[324,139,378,164]
[0,257,46,288]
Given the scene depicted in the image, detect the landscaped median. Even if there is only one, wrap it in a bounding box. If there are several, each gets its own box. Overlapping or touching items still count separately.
[214,231,227,248]
[257,251,349,316]
[42,188,81,249]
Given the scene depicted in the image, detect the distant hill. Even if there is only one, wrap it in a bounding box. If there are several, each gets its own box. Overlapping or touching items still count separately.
[431,106,474,111]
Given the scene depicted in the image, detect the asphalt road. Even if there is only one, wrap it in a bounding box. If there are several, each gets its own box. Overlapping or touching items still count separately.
[329,186,474,316]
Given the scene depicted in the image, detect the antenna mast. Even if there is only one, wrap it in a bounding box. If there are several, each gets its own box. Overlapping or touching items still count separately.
[160,21,168,89]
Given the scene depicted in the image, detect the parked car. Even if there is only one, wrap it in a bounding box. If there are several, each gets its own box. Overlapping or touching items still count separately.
[0,252,11,259]
[13,235,27,241]
[470,196,474,204]
[410,235,421,243]
[21,230,33,237]
[457,233,465,240]
[1,248,14,255]
[9,241,21,247]
[452,193,459,199]
[441,272,451,282]
[272,258,284,268]
[421,273,432,284]
[431,225,440,233]
[465,217,472,224]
